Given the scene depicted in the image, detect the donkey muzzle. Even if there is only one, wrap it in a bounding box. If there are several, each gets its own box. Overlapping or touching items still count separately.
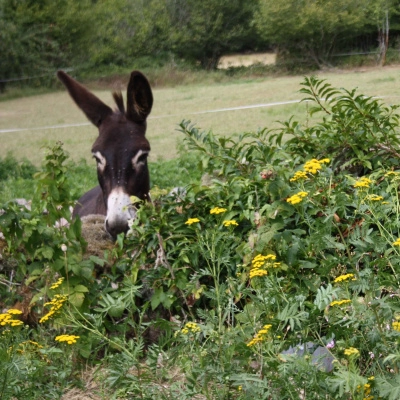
[105,188,136,238]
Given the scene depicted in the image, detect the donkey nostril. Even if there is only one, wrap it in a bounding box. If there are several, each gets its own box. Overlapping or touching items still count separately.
[105,219,129,238]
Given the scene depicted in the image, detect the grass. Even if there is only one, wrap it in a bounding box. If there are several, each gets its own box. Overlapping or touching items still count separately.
[2,65,400,166]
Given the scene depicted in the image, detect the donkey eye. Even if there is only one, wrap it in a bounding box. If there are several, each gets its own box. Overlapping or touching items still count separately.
[92,151,106,170]
[137,153,148,164]
[132,150,148,169]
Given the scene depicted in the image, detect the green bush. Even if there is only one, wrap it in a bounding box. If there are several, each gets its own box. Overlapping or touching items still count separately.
[2,77,400,398]
[122,77,400,398]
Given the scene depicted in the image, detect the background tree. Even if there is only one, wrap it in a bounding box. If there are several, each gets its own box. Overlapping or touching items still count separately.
[367,0,400,66]
[168,0,260,70]
[87,0,172,68]
[0,0,94,88]
[256,0,371,68]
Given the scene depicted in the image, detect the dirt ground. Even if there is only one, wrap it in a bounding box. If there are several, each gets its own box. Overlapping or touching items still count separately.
[218,52,276,69]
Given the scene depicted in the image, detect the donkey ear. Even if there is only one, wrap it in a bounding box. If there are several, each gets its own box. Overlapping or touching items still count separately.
[126,71,153,123]
[57,70,112,127]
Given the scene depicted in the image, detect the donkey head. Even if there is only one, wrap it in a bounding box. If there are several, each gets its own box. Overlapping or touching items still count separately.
[57,70,153,237]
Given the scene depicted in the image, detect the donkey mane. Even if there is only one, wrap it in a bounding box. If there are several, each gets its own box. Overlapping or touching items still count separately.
[112,91,125,113]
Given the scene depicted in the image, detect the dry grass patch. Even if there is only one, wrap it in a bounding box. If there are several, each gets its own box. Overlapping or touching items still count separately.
[218,52,276,68]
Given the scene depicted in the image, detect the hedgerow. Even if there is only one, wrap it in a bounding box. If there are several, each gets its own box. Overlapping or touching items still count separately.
[1,77,400,399]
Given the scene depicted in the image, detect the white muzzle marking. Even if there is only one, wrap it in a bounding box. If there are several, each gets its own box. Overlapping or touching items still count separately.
[105,188,136,233]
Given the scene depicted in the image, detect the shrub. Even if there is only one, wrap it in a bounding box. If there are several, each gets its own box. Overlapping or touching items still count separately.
[2,77,400,398]
[122,77,400,398]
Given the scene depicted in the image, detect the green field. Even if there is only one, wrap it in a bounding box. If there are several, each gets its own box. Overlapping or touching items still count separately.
[1,65,400,166]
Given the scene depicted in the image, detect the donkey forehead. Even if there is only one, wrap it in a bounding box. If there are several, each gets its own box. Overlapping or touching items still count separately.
[92,115,150,155]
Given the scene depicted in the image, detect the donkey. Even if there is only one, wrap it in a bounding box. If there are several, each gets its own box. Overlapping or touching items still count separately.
[57,70,153,238]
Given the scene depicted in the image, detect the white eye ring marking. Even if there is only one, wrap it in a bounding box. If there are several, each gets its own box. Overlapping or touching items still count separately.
[92,151,107,172]
[132,150,148,169]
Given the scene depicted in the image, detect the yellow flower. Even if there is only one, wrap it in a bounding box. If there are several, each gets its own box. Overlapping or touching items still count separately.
[392,321,400,331]
[55,334,80,345]
[0,310,24,328]
[247,324,272,347]
[385,171,400,177]
[249,254,280,279]
[290,171,308,182]
[287,191,308,205]
[10,320,23,327]
[185,218,200,225]
[344,347,359,357]
[223,220,238,227]
[366,194,383,201]
[50,277,64,290]
[181,321,201,335]
[39,294,68,323]
[354,177,373,188]
[7,309,22,315]
[210,207,227,214]
[249,269,268,278]
[304,159,323,174]
[393,238,400,246]
[333,273,356,283]
[330,299,351,307]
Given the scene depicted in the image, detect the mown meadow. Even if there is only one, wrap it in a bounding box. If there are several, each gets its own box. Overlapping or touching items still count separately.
[2,72,400,399]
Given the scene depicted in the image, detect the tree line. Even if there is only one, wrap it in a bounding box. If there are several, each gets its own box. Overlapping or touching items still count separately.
[1,0,400,86]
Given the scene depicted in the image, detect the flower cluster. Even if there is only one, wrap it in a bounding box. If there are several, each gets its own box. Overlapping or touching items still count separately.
[55,334,80,345]
[303,158,330,174]
[287,191,308,205]
[353,176,373,188]
[385,171,400,177]
[50,277,64,290]
[39,294,68,323]
[392,321,400,331]
[290,171,308,182]
[357,377,374,400]
[334,273,356,283]
[223,220,238,227]
[393,238,400,246]
[185,218,200,225]
[249,254,280,278]
[289,158,330,181]
[210,207,227,214]
[247,324,272,347]
[0,309,23,327]
[17,340,44,355]
[330,299,351,307]
[181,322,201,335]
[21,340,43,349]
[344,347,359,357]
[366,194,383,201]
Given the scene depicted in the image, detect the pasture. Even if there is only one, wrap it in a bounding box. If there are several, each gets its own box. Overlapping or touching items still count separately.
[1,66,400,166]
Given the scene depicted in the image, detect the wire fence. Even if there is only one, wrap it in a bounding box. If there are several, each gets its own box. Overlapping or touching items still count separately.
[0,68,74,83]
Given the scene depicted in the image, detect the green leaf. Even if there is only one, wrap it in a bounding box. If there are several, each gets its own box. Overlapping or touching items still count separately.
[377,376,400,400]
[74,284,89,293]
[69,292,85,308]
[89,255,106,267]
[151,287,166,310]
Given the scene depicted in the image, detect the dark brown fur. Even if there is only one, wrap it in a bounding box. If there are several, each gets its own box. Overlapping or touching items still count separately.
[57,70,153,237]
